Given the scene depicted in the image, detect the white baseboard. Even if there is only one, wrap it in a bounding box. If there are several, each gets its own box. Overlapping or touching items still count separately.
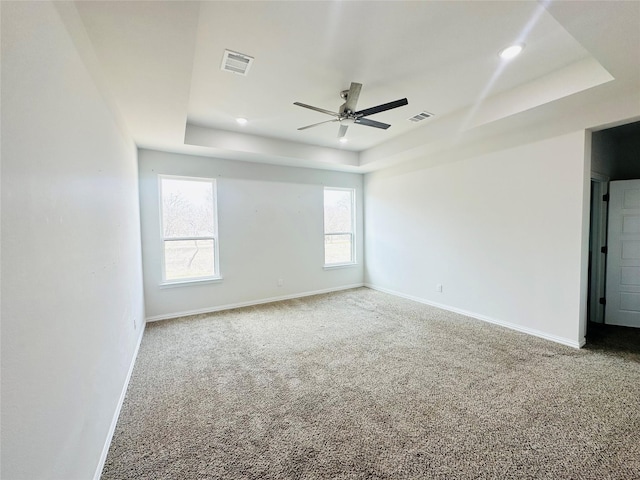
[364,284,583,349]
[146,283,366,322]
[93,322,146,480]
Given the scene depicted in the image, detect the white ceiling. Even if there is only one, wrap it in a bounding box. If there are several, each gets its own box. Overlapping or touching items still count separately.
[72,1,640,172]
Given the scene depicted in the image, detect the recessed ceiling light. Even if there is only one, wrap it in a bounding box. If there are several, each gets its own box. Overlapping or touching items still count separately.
[339,137,348,144]
[498,43,524,60]
[236,117,248,125]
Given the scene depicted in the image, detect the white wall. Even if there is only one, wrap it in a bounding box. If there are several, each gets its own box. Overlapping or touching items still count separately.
[139,149,364,320]
[365,131,589,347]
[1,3,145,479]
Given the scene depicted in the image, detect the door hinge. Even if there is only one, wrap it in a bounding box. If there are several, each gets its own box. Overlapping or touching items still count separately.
[603,193,610,202]
[601,246,608,254]
[599,297,606,305]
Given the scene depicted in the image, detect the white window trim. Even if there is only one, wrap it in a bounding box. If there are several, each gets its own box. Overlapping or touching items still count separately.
[323,263,358,270]
[158,174,221,285]
[159,276,223,288]
[323,187,357,267]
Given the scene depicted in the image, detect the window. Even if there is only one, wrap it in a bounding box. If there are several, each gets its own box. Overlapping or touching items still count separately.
[159,175,219,283]
[324,187,355,266]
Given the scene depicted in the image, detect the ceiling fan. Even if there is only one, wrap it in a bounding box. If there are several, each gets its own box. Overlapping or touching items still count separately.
[294,82,408,139]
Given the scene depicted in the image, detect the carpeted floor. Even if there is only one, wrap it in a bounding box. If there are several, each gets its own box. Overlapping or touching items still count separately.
[585,321,640,363]
[101,288,640,479]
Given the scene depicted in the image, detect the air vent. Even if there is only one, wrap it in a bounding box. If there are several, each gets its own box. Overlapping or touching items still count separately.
[221,50,254,76]
[408,111,434,122]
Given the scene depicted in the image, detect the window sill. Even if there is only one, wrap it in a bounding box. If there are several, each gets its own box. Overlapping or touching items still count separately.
[159,276,223,288]
[323,263,358,270]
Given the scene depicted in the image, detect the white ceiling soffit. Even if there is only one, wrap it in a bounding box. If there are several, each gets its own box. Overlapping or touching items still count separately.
[184,124,359,171]
[71,1,639,171]
[75,1,200,148]
[465,57,613,130]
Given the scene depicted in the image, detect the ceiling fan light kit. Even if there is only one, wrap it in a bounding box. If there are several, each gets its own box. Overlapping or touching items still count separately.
[294,82,408,139]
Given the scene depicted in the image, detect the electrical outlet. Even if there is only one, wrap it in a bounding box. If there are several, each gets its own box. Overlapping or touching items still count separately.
[277,278,283,287]
[436,284,443,293]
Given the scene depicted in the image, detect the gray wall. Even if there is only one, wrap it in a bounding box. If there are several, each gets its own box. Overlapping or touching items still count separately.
[138,149,364,320]
[592,123,640,180]
[616,130,640,179]
[1,3,145,479]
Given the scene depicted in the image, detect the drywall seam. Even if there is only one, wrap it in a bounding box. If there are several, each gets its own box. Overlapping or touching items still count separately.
[364,284,584,349]
[92,323,146,480]
[145,284,365,322]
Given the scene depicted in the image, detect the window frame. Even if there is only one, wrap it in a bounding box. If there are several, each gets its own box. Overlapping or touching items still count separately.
[323,186,356,268]
[158,174,221,285]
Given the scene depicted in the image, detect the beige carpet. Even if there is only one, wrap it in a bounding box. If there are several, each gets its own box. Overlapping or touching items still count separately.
[101,288,640,479]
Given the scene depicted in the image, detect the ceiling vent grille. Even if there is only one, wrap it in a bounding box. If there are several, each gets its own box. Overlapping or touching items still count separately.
[221,50,254,76]
[408,111,434,122]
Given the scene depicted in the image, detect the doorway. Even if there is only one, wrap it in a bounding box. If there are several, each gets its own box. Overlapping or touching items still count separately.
[586,120,640,346]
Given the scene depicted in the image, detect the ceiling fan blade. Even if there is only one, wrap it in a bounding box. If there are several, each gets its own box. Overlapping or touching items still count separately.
[293,102,340,117]
[355,98,408,117]
[355,118,391,130]
[342,82,362,113]
[338,124,349,138]
[298,119,339,131]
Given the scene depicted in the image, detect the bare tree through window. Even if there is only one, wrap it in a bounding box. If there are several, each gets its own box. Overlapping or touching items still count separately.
[324,188,354,265]
[160,177,218,281]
